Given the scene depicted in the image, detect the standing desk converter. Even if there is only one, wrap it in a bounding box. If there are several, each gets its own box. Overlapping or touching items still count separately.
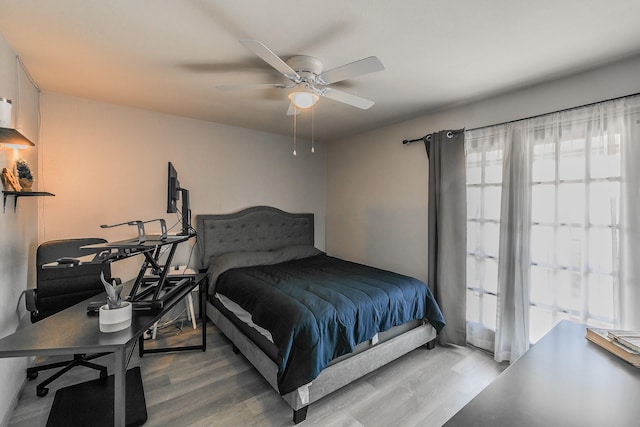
[445,320,640,426]
[0,273,208,427]
[82,233,194,309]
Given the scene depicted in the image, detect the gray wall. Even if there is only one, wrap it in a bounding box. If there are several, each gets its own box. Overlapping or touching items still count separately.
[38,93,326,281]
[326,54,640,284]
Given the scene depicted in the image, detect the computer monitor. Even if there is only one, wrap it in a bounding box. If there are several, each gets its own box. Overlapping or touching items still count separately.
[166,162,191,236]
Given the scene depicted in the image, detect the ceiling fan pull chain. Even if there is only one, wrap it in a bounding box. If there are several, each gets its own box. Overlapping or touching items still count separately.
[293,105,297,156]
[311,106,315,153]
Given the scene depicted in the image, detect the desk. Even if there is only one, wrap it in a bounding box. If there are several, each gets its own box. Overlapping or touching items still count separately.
[0,274,208,427]
[445,320,640,426]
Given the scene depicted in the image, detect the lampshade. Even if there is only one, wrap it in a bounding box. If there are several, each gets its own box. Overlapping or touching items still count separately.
[288,89,319,109]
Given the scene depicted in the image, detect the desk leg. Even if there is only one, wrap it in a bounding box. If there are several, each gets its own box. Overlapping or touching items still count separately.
[200,279,207,351]
[114,347,126,427]
[186,293,196,329]
[138,279,207,356]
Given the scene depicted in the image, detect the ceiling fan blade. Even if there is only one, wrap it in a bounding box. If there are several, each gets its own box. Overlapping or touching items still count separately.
[317,56,384,85]
[240,40,299,79]
[286,103,301,116]
[216,83,289,91]
[321,88,375,109]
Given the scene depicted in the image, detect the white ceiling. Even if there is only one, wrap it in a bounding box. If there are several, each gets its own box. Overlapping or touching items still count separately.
[1,0,640,142]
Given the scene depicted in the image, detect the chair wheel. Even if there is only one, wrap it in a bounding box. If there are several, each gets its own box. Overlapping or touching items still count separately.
[36,387,49,397]
[27,371,38,380]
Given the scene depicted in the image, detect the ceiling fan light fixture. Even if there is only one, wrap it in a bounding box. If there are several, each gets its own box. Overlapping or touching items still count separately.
[288,90,319,109]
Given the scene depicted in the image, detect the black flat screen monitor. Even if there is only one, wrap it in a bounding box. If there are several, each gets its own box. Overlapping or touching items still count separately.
[166,162,191,236]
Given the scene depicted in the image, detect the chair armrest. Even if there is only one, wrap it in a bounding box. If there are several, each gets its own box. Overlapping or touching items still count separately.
[25,289,37,313]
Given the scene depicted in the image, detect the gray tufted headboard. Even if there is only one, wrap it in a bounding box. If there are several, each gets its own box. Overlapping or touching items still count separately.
[196,206,314,269]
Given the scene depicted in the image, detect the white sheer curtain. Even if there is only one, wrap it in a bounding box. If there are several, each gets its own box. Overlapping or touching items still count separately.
[466,95,640,363]
[620,97,640,332]
[494,123,532,363]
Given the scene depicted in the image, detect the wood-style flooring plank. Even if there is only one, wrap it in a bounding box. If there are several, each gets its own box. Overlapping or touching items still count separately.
[8,321,506,426]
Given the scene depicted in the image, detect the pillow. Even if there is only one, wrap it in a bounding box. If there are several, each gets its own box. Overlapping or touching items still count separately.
[206,245,323,294]
[277,244,324,260]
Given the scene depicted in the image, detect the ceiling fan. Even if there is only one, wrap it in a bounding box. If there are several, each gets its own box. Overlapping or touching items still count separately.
[217,40,385,114]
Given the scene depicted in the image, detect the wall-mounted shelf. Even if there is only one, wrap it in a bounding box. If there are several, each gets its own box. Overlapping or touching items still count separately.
[0,127,35,146]
[2,191,54,213]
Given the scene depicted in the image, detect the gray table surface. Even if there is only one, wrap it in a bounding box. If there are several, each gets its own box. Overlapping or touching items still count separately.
[445,320,640,426]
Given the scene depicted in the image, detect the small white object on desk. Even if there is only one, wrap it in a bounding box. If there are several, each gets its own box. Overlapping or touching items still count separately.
[99,302,132,333]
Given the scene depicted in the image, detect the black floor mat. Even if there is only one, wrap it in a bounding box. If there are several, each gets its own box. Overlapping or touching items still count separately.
[47,366,147,427]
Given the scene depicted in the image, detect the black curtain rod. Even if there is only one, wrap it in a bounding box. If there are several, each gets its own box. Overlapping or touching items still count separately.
[402,91,640,145]
[402,128,464,145]
[402,136,425,144]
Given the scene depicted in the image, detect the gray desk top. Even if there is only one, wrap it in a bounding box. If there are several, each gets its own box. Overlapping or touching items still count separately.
[0,274,206,358]
[445,320,640,426]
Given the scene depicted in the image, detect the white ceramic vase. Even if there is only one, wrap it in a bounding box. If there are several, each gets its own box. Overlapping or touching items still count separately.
[99,302,132,333]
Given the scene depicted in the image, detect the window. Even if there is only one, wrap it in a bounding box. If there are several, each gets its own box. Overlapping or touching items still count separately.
[466,116,621,348]
[528,130,619,342]
[466,140,503,344]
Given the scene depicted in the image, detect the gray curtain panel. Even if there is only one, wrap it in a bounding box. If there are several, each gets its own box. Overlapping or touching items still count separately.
[424,130,467,346]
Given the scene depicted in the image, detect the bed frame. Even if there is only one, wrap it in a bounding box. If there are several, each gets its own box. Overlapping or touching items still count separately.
[197,206,437,423]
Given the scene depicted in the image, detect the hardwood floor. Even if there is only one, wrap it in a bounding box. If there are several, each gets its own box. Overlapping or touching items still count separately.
[8,320,506,426]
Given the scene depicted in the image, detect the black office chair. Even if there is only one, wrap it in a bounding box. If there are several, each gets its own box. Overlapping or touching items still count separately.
[25,238,118,397]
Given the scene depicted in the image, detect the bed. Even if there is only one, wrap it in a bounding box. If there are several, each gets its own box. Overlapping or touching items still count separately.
[197,206,445,423]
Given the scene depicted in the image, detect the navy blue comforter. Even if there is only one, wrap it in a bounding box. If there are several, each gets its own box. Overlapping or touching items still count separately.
[214,254,445,395]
